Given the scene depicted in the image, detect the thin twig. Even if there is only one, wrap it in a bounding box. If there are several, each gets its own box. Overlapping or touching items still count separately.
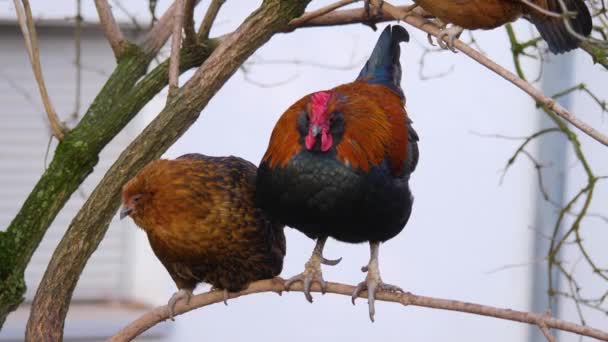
[539,322,558,342]
[72,0,83,125]
[519,0,564,18]
[369,0,608,146]
[289,0,360,27]
[143,0,201,56]
[94,0,126,58]
[168,0,185,98]
[109,279,608,342]
[13,0,66,141]
[287,5,429,30]
[197,0,225,41]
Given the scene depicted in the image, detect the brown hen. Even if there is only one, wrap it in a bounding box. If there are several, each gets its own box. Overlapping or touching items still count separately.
[121,153,285,319]
[413,0,592,54]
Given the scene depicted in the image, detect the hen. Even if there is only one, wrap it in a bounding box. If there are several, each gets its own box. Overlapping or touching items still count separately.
[256,25,418,321]
[413,0,592,53]
[121,154,285,319]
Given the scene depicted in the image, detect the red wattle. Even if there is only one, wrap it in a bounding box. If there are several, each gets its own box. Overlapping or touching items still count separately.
[305,133,316,150]
[320,131,333,152]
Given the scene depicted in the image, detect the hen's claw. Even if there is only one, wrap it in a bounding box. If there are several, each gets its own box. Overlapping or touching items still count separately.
[436,25,464,52]
[210,286,230,305]
[351,242,403,322]
[167,288,193,321]
[284,237,340,302]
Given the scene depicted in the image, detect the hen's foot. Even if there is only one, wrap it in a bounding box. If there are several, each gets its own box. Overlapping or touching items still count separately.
[363,0,385,30]
[285,237,341,303]
[351,242,403,322]
[167,288,193,321]
[436,25,464,52]
[211,286,230,305]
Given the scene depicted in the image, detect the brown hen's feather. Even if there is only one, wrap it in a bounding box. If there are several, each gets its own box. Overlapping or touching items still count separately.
[122,154,285,292]
[414,0,592,53]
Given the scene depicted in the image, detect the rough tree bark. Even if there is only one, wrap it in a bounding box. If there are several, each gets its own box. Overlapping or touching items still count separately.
[25,0,310,340]
[0,45,148,326]
[0,1,201,327]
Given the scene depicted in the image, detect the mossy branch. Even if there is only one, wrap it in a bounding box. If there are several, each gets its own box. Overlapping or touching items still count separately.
[25,1,310,340]
[0,46,148,327]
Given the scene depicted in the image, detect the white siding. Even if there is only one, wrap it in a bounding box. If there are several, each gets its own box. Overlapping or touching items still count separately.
[0,24,137,301]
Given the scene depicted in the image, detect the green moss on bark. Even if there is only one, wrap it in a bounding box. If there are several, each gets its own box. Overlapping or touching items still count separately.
[24,0,311,339]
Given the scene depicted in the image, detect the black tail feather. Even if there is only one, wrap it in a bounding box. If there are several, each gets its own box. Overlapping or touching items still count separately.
[528,0,592,54]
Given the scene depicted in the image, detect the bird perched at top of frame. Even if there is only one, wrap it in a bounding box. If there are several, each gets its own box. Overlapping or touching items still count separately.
[412,0,592,53]
[121,154,285,319]
[255,25,418,321]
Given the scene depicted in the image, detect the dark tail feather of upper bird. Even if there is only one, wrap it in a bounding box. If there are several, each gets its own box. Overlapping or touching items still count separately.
[356,25,409,99]
[527,0,592,54]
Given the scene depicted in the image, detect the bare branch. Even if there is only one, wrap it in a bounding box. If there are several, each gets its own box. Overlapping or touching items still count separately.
[539,322,558,342]
[519,0,564,18]
[197,0,225,41]
[94,0,127,58]
[109,279,608,342]
[143,0,201,56]
[287,5,430,30]
[289,0,360,27]
[25,0,310,339]
[369,0,608,146]
[169,0,185,98]
[13,0,66,141]
[183,0,197,45]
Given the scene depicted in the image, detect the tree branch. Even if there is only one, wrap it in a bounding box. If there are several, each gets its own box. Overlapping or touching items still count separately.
[0,0,402,328]
[109,279,608,342]
[168,0,185,98]
[368,0,608,146]
[142,0,201,56]
[197,0,225,41]
[0,0,185,328]
[13,0,66,141]
[286,5,430,30]
[539,322,558,342]
[94,0,127,59]
[288,0,359,28]
[183,0,197,46]
[25,1,310,340]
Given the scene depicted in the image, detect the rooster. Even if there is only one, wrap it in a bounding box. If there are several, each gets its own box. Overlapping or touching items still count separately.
[121,154,285,319]
[412,0,592,53]
[256,25,418,321]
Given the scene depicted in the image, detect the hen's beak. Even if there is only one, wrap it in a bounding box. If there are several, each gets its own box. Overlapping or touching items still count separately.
[119,206,132,220]
[311,124,322,137]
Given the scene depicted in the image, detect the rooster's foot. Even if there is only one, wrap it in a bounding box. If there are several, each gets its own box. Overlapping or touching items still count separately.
[285,237,341,303]
[351,242,403,322]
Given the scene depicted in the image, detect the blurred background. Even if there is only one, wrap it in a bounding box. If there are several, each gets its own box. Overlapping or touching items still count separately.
[0,1,606,341]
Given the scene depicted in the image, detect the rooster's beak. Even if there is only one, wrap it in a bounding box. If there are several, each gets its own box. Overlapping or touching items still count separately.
[311,124,322,137]
[119,206,132,220]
